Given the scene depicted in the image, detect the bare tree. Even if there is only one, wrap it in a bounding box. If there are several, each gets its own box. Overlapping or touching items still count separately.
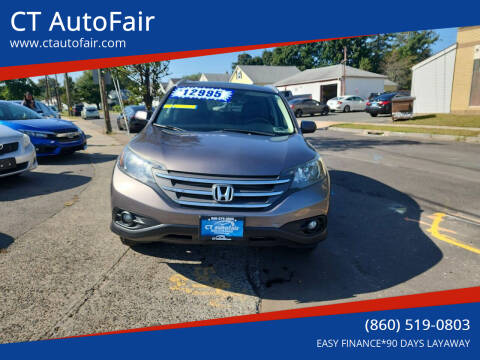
[113,62,170,110]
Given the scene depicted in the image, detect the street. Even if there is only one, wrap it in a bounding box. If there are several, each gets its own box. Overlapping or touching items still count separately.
[1,119,479,343]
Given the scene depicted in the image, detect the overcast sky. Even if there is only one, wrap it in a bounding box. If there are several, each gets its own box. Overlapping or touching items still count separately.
[36,27,458,84]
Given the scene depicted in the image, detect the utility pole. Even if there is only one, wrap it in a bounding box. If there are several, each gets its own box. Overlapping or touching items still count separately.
[64,73,72,116]
[341,46,347,96]
[97,69,112,133]
[53,74,61,113]
[44,75,51,105]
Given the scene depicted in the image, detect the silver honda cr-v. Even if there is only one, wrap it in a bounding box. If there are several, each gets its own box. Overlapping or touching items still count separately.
[111,81,330,250]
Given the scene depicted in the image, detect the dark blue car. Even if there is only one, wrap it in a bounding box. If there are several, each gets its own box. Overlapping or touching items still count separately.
[0,101,87,156]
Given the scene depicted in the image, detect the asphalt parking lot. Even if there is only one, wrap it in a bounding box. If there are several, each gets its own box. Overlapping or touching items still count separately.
[1,118,479,343]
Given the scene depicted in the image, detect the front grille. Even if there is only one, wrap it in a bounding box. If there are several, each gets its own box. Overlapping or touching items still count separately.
[56,135,81,143]
[47,130,81,143]
[0,161,28,175]
[0,142,19,155]
[153,170,291,210]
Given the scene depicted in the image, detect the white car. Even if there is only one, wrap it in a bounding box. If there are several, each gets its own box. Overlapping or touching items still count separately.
[327,95,366,112]
[0,124,37,178]
[81,106,100,119]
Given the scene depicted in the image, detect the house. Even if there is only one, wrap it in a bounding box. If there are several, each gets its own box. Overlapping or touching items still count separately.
[411,26,480,114]
[411,44,457,114]
[199,73,230,82]
[229,65,300,86]
[274,64,386,102]
[451,26,480,114]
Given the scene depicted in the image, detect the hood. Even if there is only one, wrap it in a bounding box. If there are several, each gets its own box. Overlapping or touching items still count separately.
[0,124,23,140]
[0,118,79,133]
[129,126,317,176]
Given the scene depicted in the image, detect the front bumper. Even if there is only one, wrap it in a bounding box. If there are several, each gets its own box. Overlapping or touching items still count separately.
[0,143,37,178]
[32,135,87,156]
[110,166,330,247]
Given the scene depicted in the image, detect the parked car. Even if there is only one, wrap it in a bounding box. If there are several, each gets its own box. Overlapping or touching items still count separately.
[0,101,87,156]
[111,82,330,251]
[289,98,329,117]
[73,104,84,116]
[12,100,58,118]
[0,124,37,178]
[279,90,312,101]
[117,105,154,132]
[365,92,397,117]
[327,96,366,112]
[81,105,100,119]
[48,105,61,118]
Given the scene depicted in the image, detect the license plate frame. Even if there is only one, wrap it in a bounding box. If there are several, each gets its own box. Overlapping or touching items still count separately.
[199,216,245,241]
[0,157,16,171]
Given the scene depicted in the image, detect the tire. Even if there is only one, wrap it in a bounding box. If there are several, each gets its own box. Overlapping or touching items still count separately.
[321,108,329,116]
[343,105,350,113]
[295,109,303,118]
[370,113,378,117]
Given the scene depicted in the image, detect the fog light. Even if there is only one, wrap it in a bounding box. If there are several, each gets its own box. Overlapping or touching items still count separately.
[121,211,134,226]
[307,220,318,231]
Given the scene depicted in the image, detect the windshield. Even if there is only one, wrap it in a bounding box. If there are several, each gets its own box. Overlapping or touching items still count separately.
[0,102,43,120]
[155,87,295,136]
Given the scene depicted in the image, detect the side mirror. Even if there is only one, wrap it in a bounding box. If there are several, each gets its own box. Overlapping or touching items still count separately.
[134,110,148,121]
[300,120,316,134]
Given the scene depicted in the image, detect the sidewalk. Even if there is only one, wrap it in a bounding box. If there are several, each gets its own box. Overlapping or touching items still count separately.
[314,120,480,143]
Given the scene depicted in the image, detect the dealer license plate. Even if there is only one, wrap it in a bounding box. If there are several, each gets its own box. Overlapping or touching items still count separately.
[199,216,244,241]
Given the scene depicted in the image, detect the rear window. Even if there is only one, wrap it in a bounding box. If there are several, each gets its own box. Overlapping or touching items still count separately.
[155,87,295,136]
[375,93,396,101]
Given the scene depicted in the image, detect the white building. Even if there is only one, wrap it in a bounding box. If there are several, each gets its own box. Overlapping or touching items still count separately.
[274,64,386,102]
[411,44,457,114]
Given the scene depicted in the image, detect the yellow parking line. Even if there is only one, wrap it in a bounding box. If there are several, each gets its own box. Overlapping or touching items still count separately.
[404,217,457,234]
[429,213,480,255]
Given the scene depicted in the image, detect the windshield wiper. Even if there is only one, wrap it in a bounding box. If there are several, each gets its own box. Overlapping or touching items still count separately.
[154,124,185,132]
[220,128,276,136]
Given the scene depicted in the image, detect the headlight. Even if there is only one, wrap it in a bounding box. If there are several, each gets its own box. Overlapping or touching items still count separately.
[21,134,31,147]
[20,130,52,138]
[291,155,328,189]
[117,146,162,187]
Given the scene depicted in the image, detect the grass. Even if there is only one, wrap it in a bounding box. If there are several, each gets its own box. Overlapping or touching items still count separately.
[331,123,480,137]
[402,114,480,128]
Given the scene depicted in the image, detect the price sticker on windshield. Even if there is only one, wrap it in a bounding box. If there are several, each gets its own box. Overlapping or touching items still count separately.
[171,87,234,102]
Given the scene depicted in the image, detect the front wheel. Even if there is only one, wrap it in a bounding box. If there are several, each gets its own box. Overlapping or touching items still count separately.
[321,108,329,116]
[295,109,303,118]
[370,113,378,117]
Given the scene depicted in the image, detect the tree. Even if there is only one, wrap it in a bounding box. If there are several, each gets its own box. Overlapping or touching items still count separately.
[113,62,170,110]
[231,53,264,70]
[0,78,40,100]
[75,71,101,106]
[380,51,414,89]
[380,31,439,88]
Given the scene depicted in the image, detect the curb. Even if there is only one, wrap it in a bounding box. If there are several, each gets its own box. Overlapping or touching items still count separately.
[327,126,480,144]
